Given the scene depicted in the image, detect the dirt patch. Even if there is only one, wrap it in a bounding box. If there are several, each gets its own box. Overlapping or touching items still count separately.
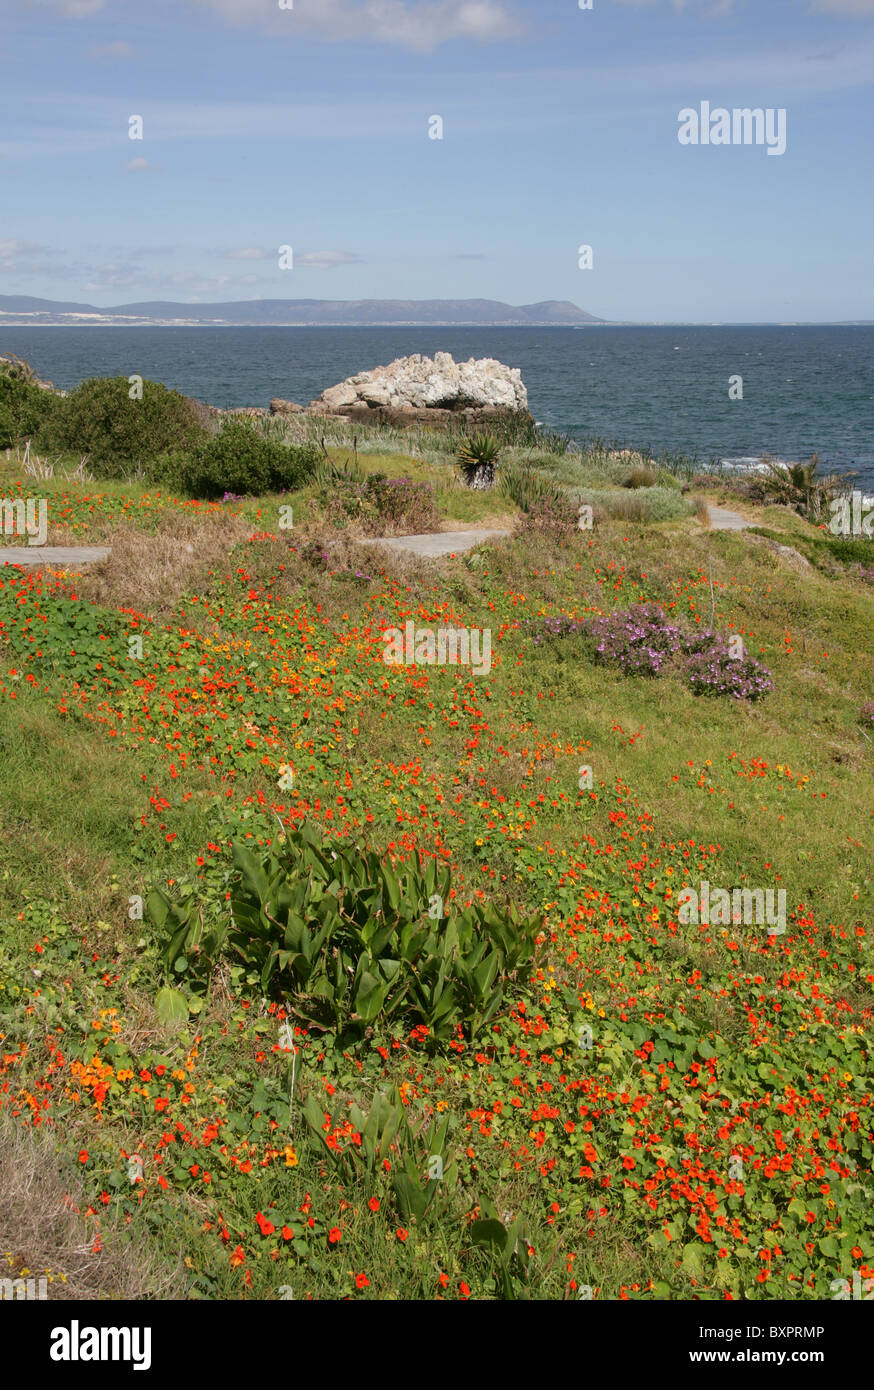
[0,1111,187,1300]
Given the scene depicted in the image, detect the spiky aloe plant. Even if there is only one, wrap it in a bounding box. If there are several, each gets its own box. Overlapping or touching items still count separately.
[457,432,501,489]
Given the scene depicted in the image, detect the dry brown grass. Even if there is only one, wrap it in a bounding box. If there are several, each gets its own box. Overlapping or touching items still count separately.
[70,511,253,617]
[604,492,645,523]
[623,466,658,490]
[0,1111,188,1300]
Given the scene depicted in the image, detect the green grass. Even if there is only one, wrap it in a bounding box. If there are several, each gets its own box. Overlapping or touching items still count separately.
[0,688,222,922]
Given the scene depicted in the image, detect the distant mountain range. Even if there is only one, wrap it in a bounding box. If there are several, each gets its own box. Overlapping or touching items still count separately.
[0,296,604,327]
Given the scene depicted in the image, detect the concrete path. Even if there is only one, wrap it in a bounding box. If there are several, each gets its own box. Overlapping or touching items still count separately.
[707,506,750,531]
[0,546,111,568]
[357,527,511,558]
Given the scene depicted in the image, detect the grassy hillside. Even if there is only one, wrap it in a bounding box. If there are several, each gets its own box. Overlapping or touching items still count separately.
[1,414,872,1302]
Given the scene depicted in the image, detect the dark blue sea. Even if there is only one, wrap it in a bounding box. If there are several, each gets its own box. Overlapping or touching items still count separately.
[2,325,873,487]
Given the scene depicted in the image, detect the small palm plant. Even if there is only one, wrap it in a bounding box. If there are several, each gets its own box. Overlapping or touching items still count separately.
[760,455,846,522]
[457,432,501,489]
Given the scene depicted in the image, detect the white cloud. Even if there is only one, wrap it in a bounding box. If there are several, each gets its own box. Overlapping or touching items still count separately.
[124,157,150,170]
[0,238,48,260]
[88,40,134,59]
[276,0,523,47]
[82,266,238,293]
[221,247,363,268]
[296,250,363,267]
[33,0,523,50]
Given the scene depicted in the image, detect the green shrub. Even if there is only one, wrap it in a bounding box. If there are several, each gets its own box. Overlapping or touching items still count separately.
[176,419,321,498]
[304,1085,459,1227]
[501,459,565,513]
[145,450,198,492]
[573,486,691,524]
[0,360,60,446]
[46,375,208,475]
[0,402,16,450]
[634,486,693,522]
[148,823,542,1047]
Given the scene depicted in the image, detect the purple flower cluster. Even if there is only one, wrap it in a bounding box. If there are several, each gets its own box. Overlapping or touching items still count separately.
[527,614,587,646]
[335,567,372,583]
[529,602,774,701]
[860,701,874,726]
[582,603,684,677]
[683,636,774,701]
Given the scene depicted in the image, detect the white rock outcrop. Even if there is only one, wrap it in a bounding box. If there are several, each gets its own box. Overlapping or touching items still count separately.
[307,352,528,416]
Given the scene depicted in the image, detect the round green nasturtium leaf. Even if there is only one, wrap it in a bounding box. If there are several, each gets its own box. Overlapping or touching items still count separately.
[155,987,188,1027]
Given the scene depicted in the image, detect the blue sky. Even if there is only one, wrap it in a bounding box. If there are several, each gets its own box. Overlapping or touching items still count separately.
[1,0,873,321]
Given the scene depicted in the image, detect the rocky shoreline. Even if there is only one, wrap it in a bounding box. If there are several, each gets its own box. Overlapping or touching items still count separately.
[212,352,533,427]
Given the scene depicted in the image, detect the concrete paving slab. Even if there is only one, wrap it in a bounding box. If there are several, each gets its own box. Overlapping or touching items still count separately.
[0,546,111,568]
[707,507,750,531]
[356,528,511,558]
